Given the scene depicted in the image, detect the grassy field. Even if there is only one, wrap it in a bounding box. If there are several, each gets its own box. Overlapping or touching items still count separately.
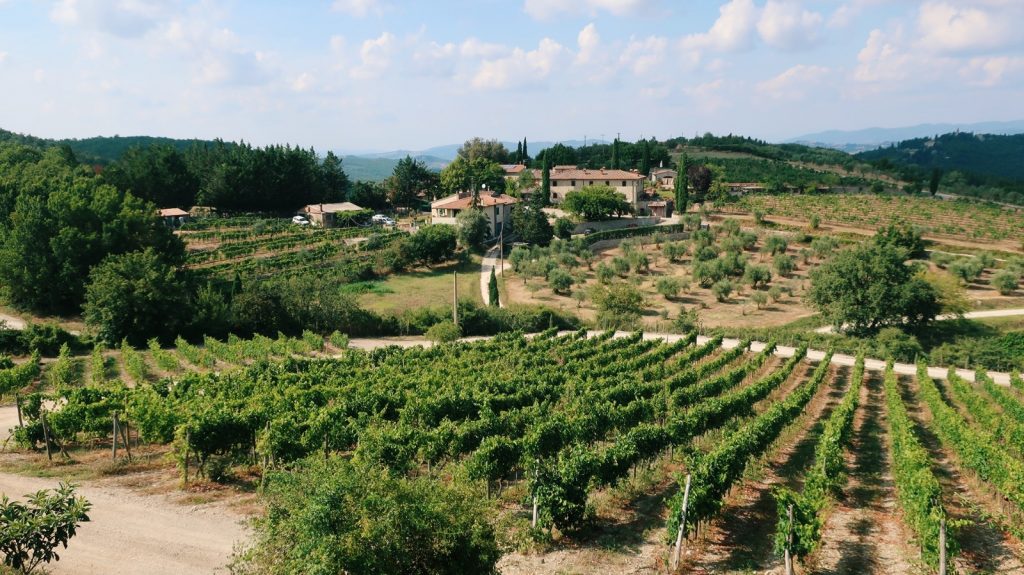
[358,254,483,314]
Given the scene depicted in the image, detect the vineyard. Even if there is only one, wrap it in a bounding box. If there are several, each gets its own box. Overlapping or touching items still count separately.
[4,328,1023,573]
[180,218,406,281]
[736,193,1024,245]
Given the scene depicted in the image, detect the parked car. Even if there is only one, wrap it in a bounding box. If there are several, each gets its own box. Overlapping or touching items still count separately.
[292,215,310,226]
[372,214,396,226]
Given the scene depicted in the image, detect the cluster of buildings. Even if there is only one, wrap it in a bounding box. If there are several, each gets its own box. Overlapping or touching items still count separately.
[429,163,675,234]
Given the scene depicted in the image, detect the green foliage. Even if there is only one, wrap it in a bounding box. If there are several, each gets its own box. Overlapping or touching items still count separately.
[773,253,796,277]
[487,268,500,307]
[562,186,632,221]
[992,270,1020,295]
[402,225,457,266]
[83,249,188,346]
[873,223,926,259]
[763,235,788,255]
[439,156,506,196]
[775,355,863,560]
[592,282,644,330]
[711,279,733,302]
[510,203,553,247]
[885,364,954,568]
[742,263,772,288]
[425,320,462,344]
[455,209,490,251]
[808,241,939,334]
[0,353,41,396]
[547,268,574,295]
[553,217,574,239]
[389,155,437,208]
[656,277,682,299]
[0,483,91,575]
[947,258,985,284]
[240,458,499,575]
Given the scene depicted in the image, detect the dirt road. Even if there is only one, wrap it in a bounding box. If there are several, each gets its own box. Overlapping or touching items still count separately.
[0,472,247,575]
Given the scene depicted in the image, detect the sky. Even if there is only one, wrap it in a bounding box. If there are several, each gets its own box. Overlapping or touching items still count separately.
[0,0,1021,152]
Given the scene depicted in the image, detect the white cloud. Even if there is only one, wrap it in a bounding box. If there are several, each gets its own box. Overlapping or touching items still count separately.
[756,64,829,99]
[757,1,823,50]
[472,38,568,90]
[459,38,507,59]
[524,0,653,20]
[620,36,667,75]
[0,51,7,64]
[576,23,600,65]
[331,0,383,18]
[198,51,272,87]
[916,1,1020,54]
[351,32,395,79]
[959,55,1024,86]
[854,28,912,83]
[50,0,173,38]
[291,72,314,92]
[685,78,728,112]
[681,0,759,55]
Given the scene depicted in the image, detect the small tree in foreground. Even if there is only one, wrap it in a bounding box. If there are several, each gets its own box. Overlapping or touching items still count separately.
[992,270,1020,296]
[425,320,462,343]
[0,483,91,575]
[488,268,500,306]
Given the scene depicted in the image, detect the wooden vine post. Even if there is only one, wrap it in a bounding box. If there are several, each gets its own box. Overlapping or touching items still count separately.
[670,474,692,572]
[40,410,52,461]
[785,504,795,575]
[183,429,191,486]
[531,460,539,529]
[15,392,22,428]
[939,518,947,575]
[112,412,119,459]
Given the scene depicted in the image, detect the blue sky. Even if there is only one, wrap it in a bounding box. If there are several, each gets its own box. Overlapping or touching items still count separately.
[0,0,1021,151]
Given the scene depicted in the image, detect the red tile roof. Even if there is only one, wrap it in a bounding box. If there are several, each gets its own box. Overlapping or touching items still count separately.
[432,193,519,210]
[158,208,189,217]
[549,167,644,181]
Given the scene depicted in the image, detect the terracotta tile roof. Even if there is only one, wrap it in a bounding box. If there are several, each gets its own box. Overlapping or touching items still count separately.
[431,193,519,210]
[501,164,528,174]
[549,167,645,181]
[158,208,189,217]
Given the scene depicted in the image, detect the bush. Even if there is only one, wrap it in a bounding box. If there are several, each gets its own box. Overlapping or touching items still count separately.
[402,225,457,266]
[763,235,788,255]
[742,264,772,288]
[547,268,574,294]
[711,279,733,302]
[773,253,796,277]
[672,308,702,333]
[425,320,462,344]
[656,277,682,300]
[0,483,91,575]
[455,209,490,251]
[553,217,574,239]
[875,327,923,363]
[750,291,769,309]
[239,458,500,575]
[992,270,1020,295]
[948,259,984,284]
[593,283,644,330]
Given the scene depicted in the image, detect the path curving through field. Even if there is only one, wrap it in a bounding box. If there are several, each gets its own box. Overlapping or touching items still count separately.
[0,470,248,575]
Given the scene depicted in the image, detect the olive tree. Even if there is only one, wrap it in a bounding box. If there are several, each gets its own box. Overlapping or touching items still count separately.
[0,483,91,575]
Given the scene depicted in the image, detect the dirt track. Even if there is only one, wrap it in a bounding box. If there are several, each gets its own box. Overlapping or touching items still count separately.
[0,471,247,575]
[0,404,247,574]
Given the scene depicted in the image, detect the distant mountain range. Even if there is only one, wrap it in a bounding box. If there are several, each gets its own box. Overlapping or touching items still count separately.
[787,120,1024,153]
[350,140,605,162]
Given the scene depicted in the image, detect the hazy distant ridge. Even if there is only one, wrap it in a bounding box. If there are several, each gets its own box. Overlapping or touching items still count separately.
[788,120,1024,152]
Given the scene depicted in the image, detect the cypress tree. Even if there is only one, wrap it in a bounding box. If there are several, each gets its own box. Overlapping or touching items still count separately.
[611,138,621,170]
[515,141,523,164]
[640,139,651,176]
[522,139,529,165]
[488,268,500,307]
[675,153,689,215]
[541,156,551,206]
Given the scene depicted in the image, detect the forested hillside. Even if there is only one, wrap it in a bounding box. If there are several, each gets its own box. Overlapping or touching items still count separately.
[857,132,1024,181]
[0,127,221,164]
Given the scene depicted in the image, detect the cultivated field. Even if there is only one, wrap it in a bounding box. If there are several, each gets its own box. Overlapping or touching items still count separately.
[5,330,1024,573]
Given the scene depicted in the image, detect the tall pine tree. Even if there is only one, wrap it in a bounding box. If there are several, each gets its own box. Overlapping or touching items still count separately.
[611,138,621,170]
[675,153,689,215]
[639,139,651,176]
[515,141,523,164]
[522,139,529,166]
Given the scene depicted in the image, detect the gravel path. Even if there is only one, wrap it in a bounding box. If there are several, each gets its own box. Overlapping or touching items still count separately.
[0,471,247,575]
[480,244,507,307]
[813,308,1024,334]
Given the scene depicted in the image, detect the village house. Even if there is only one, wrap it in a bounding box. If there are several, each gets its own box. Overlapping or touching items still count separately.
[547,166,646,208]
[649,168,676,190]
[430,190,519,237]
[302,202,365,228]
[157,207,190,227]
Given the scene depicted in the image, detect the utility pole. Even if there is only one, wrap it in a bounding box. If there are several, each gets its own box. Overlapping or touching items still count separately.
[453,270,458,325]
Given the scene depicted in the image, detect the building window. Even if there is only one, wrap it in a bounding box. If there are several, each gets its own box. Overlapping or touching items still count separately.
[588,181,593,185]
[552,193,558,199]
[622,181,626,186]
[571,180,576,186]
[605,181,609,186]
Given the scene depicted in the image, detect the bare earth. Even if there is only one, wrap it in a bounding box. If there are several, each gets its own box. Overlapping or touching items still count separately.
[0,472,248,575]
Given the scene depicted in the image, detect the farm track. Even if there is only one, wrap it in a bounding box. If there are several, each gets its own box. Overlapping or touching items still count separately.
[897,374,1024,574]
[807,372,923,575]
[683,363,843,574]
